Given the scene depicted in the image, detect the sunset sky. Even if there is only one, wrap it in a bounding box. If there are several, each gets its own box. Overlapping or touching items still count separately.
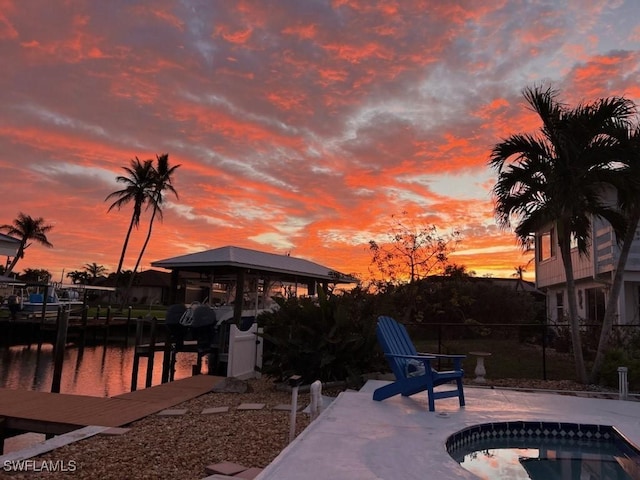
[2,1,640,284]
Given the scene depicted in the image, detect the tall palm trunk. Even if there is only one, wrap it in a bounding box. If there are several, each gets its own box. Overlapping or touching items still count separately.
[558,221,588,383]
[115,215,136,275]
[121,205,158,308]
[590,208,640,381]
[114,213,137,287]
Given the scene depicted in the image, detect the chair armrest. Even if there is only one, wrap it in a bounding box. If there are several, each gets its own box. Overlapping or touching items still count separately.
[418,352,466,359]
[385,353,437,360]
[416,352,465,370]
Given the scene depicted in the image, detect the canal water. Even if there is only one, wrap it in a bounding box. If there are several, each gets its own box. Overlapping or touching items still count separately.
[0,341,205,454]
[0,342,202,396]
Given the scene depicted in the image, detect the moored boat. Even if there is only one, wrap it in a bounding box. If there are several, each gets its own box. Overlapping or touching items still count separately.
[2,283,85,318]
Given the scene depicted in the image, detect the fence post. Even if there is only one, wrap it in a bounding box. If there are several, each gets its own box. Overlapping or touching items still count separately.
[618,367,629,400]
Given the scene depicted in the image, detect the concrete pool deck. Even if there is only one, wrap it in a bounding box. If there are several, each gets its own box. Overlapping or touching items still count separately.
[256,381,640,480]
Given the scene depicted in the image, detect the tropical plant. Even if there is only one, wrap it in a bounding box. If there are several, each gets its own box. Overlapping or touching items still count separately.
[105,157,155,282]
[592,126,640,380]
[83,262,108,283]
[489,85,635,383]
[66,270,89,284]
[259,286,385,384]
[122,153,180,306]
[19,268,51,283]
[0,213,53,274]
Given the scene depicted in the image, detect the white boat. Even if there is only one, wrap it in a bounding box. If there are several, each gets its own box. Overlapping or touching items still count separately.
[5,283,84,317]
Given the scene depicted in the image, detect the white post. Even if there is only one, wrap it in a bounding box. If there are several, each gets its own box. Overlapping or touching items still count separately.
[289,375,302,443]
[618,367,629,400]
[310,380,322,421]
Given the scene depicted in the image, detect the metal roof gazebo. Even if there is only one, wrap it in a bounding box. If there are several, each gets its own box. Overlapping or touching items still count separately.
[151,245,358,326]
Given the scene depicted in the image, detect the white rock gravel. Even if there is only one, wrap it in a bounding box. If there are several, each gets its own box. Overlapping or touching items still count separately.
[0,377,317,480]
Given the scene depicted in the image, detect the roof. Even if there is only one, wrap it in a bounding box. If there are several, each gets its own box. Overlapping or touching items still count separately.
[0,233,20,257]
[486,277,543,295]
[151,245,358,284]
[0,274,24,285]
[133,269,171,287]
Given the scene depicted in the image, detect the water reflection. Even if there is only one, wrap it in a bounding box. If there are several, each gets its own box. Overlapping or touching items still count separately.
[0,343,202,397]
[459,446,639,480]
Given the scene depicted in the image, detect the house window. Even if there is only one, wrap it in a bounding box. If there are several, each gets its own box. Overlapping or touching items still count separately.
[556,292,564,321]
[538,228,555,261]
[586,287,605,324]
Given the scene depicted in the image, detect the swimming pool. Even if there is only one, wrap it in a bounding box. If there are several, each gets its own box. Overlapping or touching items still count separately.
[446,421,640,480]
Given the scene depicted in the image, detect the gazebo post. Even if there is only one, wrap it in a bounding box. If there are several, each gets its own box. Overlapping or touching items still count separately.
[168,269,180,304]
[233,269,245,326]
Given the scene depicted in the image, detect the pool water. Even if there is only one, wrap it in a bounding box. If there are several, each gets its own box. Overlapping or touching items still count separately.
[447,421,640,480]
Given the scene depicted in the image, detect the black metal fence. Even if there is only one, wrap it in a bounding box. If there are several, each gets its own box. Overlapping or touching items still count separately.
[404,322,640,390]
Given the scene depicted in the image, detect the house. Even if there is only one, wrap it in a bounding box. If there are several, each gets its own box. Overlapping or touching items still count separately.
[535,213,640,324]
[127,269,172,306]
[95,269,172,305]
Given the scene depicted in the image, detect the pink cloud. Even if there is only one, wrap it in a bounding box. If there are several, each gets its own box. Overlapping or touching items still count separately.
[0,1,638,285]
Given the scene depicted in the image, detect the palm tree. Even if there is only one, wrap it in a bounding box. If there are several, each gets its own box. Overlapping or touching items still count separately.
[105,158,155,282]
[591,126,640,381]
[123,154,180,305]
[489,85,635,383]
[20,268,52,283]
[83,262,108,284]
[0,213,54,274]
[66,270,89,284]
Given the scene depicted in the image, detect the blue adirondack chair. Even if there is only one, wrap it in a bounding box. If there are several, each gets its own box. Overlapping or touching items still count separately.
[373,316,466,412]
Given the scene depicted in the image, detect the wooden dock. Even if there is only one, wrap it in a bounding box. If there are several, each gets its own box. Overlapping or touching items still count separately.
[0,375,224,449]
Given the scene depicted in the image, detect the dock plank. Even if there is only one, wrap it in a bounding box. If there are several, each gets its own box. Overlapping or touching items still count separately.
[0,375,223,434]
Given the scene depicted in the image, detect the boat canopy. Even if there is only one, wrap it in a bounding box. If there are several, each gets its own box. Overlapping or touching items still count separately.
[0,233,20,257]
[152,245,358,284]
[0,274,25,286]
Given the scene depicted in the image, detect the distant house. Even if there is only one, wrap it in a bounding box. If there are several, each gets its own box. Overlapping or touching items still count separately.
[128,269,172,305]
[96,269,172,305]
[535,207,640,324]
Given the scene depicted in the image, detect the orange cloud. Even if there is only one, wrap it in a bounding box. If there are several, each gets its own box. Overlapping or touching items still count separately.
[1,1,638,287]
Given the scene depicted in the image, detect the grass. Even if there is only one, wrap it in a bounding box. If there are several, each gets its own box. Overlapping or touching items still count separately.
[85,304,168,320]
[412,337,579,383]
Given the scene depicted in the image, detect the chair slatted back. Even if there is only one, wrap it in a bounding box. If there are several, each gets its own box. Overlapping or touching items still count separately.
[377,316,418,379]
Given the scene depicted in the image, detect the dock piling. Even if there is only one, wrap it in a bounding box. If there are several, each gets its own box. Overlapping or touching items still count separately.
[51,308,70,394]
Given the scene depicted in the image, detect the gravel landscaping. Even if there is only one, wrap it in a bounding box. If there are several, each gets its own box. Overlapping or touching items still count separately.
[1,377,319,480]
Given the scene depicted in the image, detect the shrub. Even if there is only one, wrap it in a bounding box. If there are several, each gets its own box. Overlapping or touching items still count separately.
[598,328,640,391]
[258,287,386,385]
[598,348,640,391]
